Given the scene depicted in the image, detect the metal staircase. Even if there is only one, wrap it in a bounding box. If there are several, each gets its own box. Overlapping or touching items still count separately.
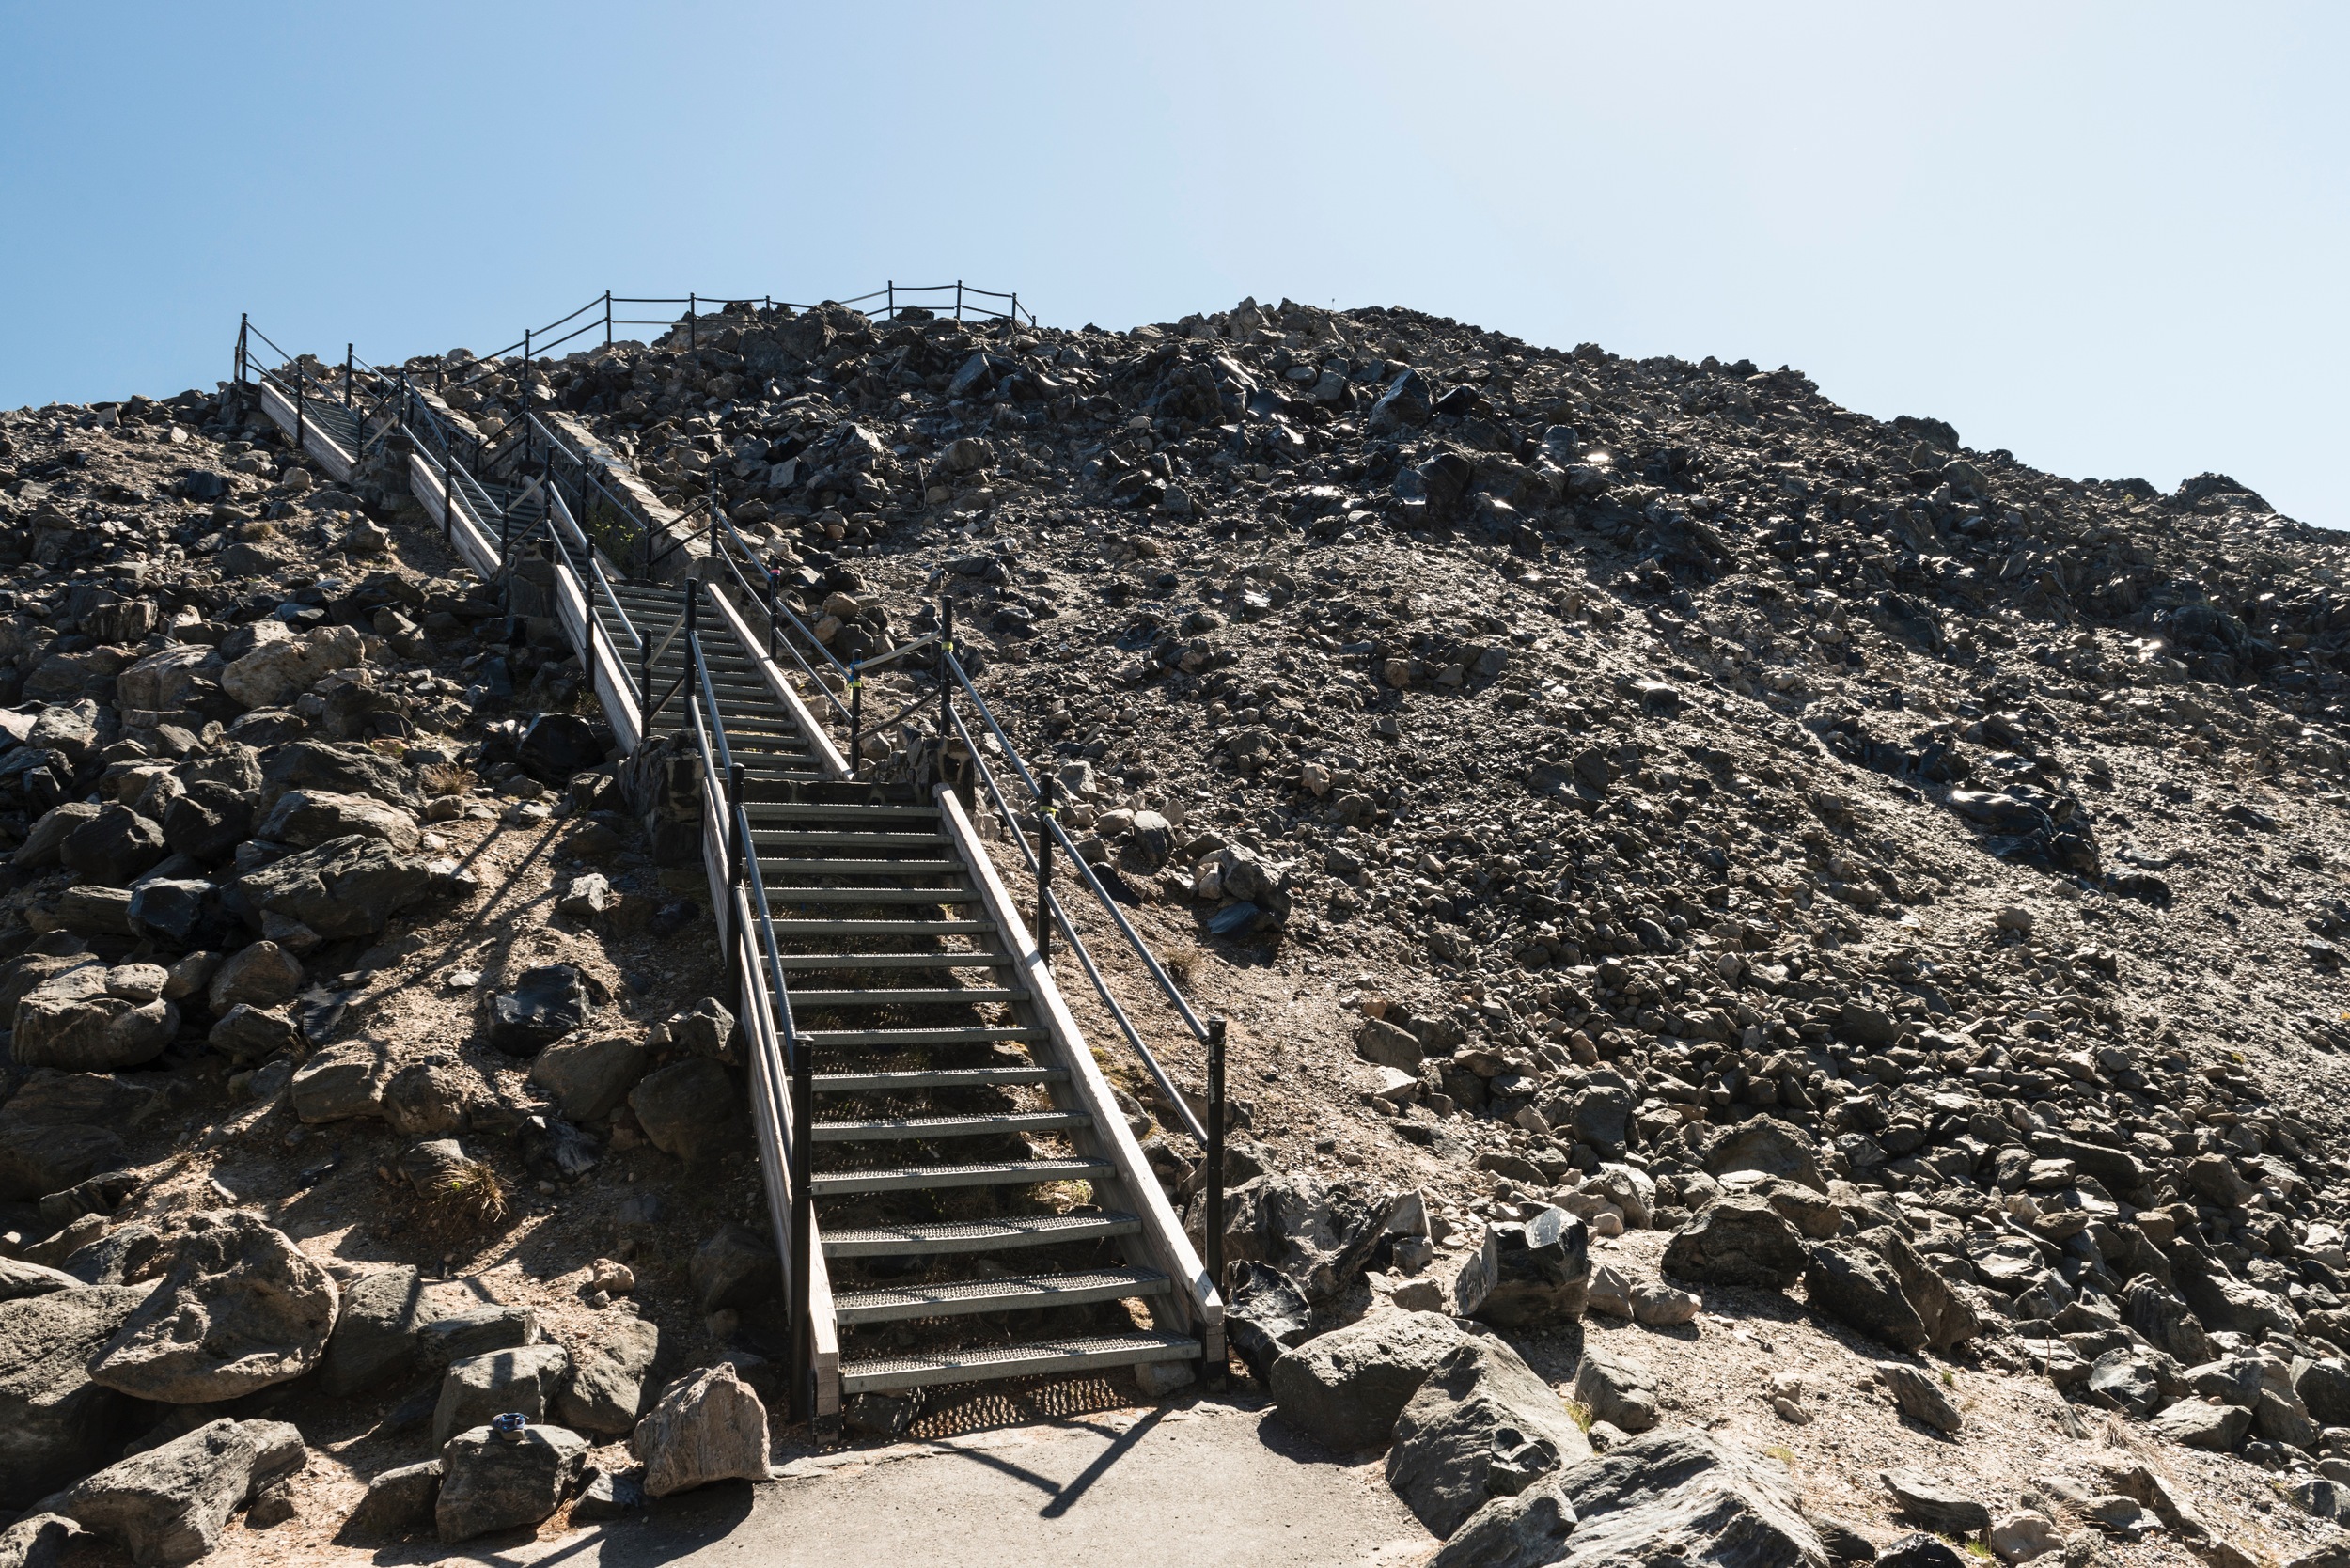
[601,577,1202,1398]
[234,304,1226,1422]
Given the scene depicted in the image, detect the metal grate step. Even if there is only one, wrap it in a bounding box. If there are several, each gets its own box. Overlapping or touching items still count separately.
[812,1110,1087,1142]
[809,1156,1106,1197]
[833,1266,1166,1325]
[838,1331,1199,1395]
[810,1064,1061,1092]
[791,987,1024,1008]
[822,1211,1140,1258]
[801,1025,1041,1047]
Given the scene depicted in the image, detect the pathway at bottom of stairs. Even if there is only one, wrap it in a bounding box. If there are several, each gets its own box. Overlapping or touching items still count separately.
[499,1395,1433,1568]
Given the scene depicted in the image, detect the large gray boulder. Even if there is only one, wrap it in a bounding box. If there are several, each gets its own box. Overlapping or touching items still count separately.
[0,1513,76,1568]
[528,1033,648,1121]
[229,834,431,939]
[90,1211,339,1403]
[12,962,177,1073]
[557,1315,662,1434]
[319,1265,440,1396]
[1662,1198,1808,1290]
[1270,1309,1465,1450]
[1856,1226,1981,1352]
[432,1342,574,1448]
[59,806,168,887]
[0,1258,84,1303]
[1804,1239,1928,1353]
[1440,1429,1828,1568]
[257,789,421,853]
[1700,1119,1827,1192]
[56,1417,257,1567]
[1387,1335,1592,1537]
[435,1423,588,1543]
[2123,1277,2213,1366]
[0,1284,149,1510]
[1572,1343,1659,1434]
[633,1363,772,1496]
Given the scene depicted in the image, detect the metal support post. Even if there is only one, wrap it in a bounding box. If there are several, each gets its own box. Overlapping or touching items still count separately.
[689,292,697,352]
[1206,1014,1228,1376]
[848,661,864,776]
[1036,770,1056,967]
[344,344,352,406]
[604,290,613,346]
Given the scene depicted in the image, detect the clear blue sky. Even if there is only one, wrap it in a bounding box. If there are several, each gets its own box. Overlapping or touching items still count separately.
[3,4,2342,527]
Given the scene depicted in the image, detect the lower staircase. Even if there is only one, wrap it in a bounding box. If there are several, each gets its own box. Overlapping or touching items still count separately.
[599,578,1211,1405]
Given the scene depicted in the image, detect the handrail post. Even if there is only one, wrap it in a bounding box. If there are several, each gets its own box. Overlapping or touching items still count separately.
[847,660,864,776]
[236,313,248,393]
[724,759,746,1021]
[1206,1014,1227,1376]
[955,280,964,321]
[789,1003,813,1421]
[344,343,352,407]
[604,290,613,346]
[293,354,306,456]
[1036,770,1056,968]
[688,292,697,352]
[886,279,894,320]
[937,602,955,785]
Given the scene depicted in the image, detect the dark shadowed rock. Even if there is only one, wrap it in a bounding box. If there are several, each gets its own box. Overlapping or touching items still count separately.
[487,964,591,1055]
[629,1057,739,1161]
[343,1460,440,1540]
[691,1224,781,1312]
[558,1316,662,1434]
[528,1033,648,1121]
[1479,1206,1590,1328]
[1225,1261,1314,1385]
[1663,1198,1808,1290]
[1804,1240,1928,1353]
[1881,1469,1990,1532]
[0,1284,149,1510]
[320,1265,440,1396]
[1441,1428,1827,1568]
[59,806,167,887]
[518,713,606,784]
[230,834,431,939]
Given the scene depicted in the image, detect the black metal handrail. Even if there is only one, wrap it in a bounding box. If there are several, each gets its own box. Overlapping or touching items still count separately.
[942,646,1215,1049]
[708,516,855,728]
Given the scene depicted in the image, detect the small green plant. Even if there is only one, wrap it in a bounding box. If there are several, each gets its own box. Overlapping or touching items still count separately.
[1962,1543,1994,1560]
[1938,1369,1955,1388]
[1762,1445,1795,1466]
[1562,1399,1594,1434]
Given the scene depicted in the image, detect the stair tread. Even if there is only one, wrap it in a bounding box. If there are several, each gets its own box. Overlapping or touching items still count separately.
[813,1110,1086,1140]
[810,1064,1062,1090]
[833,1267,1167,1322]
[822,1212,1139,1254]
[775,952,1010,969]
[838,1331,1198,1393]
[808,1156,1107,1195]
[800,1026,1041,1045]
[791,987,1024,1007]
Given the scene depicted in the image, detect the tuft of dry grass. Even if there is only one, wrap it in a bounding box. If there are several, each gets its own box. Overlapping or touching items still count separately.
[428,1159,508,1228]
[417,762,475,796]
[1162,942,1200,986]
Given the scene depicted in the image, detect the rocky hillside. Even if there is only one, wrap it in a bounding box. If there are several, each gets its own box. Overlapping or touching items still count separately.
[1,290,2348,1568]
